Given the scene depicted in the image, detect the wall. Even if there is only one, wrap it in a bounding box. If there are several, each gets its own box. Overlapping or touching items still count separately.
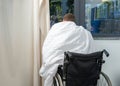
[95,40,120,86]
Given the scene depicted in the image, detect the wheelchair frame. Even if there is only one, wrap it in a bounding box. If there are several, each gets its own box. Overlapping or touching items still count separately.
[54,50,112,86]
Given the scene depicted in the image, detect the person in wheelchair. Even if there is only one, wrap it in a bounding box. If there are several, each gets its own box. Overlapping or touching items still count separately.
[39,13,95,86]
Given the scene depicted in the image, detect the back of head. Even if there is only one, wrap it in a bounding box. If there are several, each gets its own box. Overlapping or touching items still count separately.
[63,13,75,22]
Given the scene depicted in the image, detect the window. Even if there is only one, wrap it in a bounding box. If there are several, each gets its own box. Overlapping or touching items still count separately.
[49,0,120,38]
[49,0,74,27]
[85,0,120,37]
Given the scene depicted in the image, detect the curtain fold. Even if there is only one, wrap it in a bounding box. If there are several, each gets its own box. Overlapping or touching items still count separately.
[32,0,50,86]
[39,0,50,86]
[32,0,41,86]
[39,0,50,48]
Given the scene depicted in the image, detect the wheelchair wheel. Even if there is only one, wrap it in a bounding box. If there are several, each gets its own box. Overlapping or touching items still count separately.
[53,73,63,86]
[97,72,112,86]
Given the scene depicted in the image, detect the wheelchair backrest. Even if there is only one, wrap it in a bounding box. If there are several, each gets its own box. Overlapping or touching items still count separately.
[63,50,109,86]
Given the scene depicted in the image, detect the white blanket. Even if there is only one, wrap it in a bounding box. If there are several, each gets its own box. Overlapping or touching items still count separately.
[39,21,95,86]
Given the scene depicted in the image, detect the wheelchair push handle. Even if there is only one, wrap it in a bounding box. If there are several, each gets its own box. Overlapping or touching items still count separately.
[102,49,109,57]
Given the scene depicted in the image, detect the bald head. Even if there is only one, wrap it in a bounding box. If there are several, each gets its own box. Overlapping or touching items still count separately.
[63,13,75,22]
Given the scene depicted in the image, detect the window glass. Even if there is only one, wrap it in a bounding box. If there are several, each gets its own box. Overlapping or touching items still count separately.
[85,0,120,36]
[49,0,74,27]
[49,0,120,37]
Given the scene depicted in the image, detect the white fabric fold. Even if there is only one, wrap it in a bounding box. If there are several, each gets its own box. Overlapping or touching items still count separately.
[39,21,95,86]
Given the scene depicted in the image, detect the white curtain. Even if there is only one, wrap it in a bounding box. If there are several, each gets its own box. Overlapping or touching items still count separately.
[33,0,50,86]
[0,0,50,86]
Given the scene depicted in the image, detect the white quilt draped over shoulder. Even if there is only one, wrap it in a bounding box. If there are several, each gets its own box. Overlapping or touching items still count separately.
[39,21,95,86]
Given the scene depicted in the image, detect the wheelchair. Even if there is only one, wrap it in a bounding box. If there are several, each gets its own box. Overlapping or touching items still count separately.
[53,50,112,86]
